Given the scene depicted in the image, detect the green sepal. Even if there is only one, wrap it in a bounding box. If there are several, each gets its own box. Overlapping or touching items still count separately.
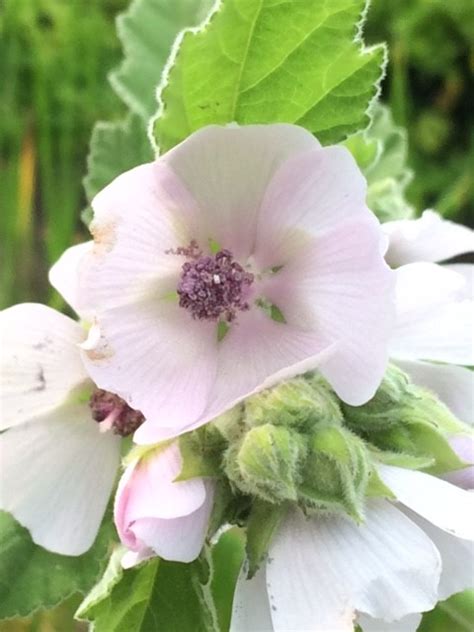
[225,423,306,503]
[299,426,370,522]
[365,466,396,499]
[244,375,343,433]
[176,426,227,481]
[369,448,435,471]
[372,423,467,475]
[343,363,470,475]
[245,500,287,579]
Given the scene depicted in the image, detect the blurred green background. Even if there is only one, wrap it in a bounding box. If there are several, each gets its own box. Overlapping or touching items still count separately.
[0,1,473,630]
[0,0,473,310]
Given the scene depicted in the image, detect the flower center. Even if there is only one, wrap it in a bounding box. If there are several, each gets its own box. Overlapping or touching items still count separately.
[176,242,254,322]
[89,389,144,437]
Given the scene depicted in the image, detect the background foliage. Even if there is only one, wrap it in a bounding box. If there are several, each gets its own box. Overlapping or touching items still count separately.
[0,0,472,630]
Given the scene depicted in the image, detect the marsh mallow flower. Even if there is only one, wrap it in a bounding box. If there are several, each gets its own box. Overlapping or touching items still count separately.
[114,442,214,567]
[0,303,144,555]
[77,124,394,443]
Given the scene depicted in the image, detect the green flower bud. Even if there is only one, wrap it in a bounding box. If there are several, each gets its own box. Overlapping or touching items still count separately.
[341,364,411,430]
[342,363,469,474]
[244,375,343,433]
[224,423,307,503]
[299,425,370,522]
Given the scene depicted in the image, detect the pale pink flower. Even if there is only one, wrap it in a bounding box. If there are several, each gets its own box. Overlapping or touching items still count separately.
[0,303,140,555]
[114,442,214,567]
[64,124,394,443]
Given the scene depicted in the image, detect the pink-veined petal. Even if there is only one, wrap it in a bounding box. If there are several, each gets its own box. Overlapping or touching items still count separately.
[82,298,218,430]
[131,481,214,563]
[254,144,369,269]
[80,161,198,314]
[163,124,319,261]
[260,216,395,405]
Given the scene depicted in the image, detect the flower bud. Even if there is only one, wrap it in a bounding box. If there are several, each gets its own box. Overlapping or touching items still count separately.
[342,364,468,474]
[114,442,214,568]
[244,375,343,432]
[224,423,306,503]
[299,425,370,521]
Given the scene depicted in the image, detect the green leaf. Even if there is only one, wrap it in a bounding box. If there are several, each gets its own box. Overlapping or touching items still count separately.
[345,104,414,222]
[82,113,154,225]
[245,500,286,578]
[77,530,244,632]
[208,528,245,631]
[110,0,214,120]
[154,0,386,152]
[419,590,474,632]
[0,510,115,620]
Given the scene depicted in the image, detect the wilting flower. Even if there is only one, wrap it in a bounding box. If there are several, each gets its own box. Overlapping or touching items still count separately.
[231,465,474,632]
[0,303,144,555]
[72,124,394,443]
[114,442,214,567]
[383,212,474,426]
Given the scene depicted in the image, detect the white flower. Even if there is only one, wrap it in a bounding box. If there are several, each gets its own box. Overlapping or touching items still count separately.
[230,466,474,632]
[384,212,474,425]
[0,303,139,555]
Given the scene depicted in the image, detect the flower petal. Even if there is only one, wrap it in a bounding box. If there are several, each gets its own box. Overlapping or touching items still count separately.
[163,124,319,260]
[115,443,206,536]
[393,359,474,424]
[134,308,337,443]
[390,263,474,365]
[49,241,93,318]
[0,304,89,429]
[260,216,395,405]
[82,298,218,434]
[254,144,369,269]
[0,403,120,555]
[384,210,474,267]
[80,161,198,313]
[131,481,214,563]
[358,613,422,632]
[266,501,440,631]
[402,508,474,601]
[231,565,273,632]
[379,465,474,540]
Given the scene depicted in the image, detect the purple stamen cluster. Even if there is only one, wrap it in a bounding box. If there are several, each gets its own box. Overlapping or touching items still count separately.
[89,389,144,437]
[177,247,254,322]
